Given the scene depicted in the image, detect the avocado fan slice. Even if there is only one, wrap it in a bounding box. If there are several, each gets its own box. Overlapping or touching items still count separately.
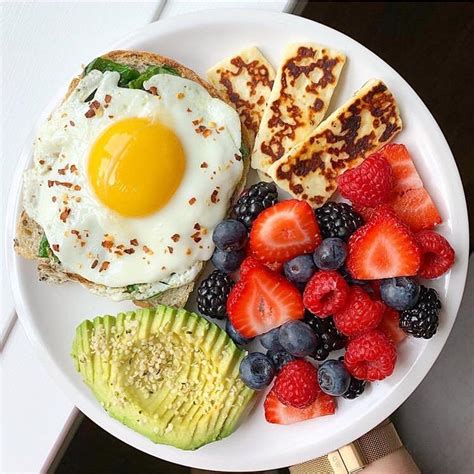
[71,306,255,450]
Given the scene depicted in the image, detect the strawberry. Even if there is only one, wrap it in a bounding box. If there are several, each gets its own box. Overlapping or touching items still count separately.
[264,388,336,425]
[227,258,304,338]
[347,206,421,279]
[249,199,321,263]
[379,144,442,232]
[378,307,407,345]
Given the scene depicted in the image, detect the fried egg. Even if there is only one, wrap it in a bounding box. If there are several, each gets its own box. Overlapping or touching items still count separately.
[23,70,243,288]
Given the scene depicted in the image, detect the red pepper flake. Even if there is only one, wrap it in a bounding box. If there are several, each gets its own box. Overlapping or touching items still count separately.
[186,108,192,113]
[70,164,78,173]
[69,120,75,127]
[85,109,96,118]
[124,248,135,255]
[192,118,203,126]
[114,250,123,256]
[149,86,158,96]
[58,165,68,175]
[171,234,180,242]
[191,232,201,243]
[176,92,185,99]
[218,126,224,131]
[200,162,208,168]
[210,190,219,203]
[91,259,98,269]
[116,244,125,250]
[188,197,196,205]
[59,207,71,223]
[203,129,212,138]
[39,160,45,165]
[104,94,112,103]
[102,240,113,249]
[167,246,174,254]
[48,180,54,188]
[71,229,80,237]
[73,185,81,191]
[99,261,110,272]
[130,239,138,246]
[52,244,60,252]
[75,197,81,203]
[234,153,242,161]
[185,248,192,256]
[198,125,206,133]
[52,196,57,202]
[143,245,154,255]
[91,100,101,110]
[193,223,201,230]
[161,266,166,270]
[108,115,114,119]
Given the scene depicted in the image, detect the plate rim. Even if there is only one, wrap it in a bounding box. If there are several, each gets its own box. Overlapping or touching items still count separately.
[5,9,470,471]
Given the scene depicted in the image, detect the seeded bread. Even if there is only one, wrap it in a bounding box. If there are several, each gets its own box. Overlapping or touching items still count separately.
[14,50,251,308]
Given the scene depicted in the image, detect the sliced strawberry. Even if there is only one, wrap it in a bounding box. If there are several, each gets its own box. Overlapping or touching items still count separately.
[379,144,442,232]
[249,200,321,263]
[227,258,304,338]
[347,206,421,280]
[264,388,335,425]
[378,307,407,345]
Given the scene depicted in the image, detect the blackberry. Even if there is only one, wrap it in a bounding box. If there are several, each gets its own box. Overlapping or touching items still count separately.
[196,270,234,320]
[304,312,347,361]
[233,181,278,228]
[315,202,363,241]
[339,356,367,399]
[400,286,441,339]
[343,377,367,399]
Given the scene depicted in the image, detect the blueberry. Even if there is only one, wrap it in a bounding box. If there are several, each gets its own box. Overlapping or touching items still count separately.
[267,349,295,372]
[239,352,275,390]
[283,254,317,284]
[226,319,252,346]
[260,327,284,351]
[313,238,347,270]
[212,248,245,273]
[278,320,317,357]
[317,359,351,396]
[212,219,248,252]
[380,277,420,311]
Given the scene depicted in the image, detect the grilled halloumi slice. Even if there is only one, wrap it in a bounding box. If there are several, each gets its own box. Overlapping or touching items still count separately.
[207,46,275,148]
[267,79,402,207]
[251,43,346,174]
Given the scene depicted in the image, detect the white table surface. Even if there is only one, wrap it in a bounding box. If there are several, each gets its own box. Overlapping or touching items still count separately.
[2,2,472,474]
[0,1,294,473]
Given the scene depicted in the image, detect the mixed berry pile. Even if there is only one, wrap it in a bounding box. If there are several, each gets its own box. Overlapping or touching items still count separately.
[196,143,455,425]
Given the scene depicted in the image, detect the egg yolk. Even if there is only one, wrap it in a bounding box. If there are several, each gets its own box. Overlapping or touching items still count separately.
[88,118,185,217]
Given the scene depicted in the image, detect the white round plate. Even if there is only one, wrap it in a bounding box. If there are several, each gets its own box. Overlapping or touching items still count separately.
[6,10,469,472]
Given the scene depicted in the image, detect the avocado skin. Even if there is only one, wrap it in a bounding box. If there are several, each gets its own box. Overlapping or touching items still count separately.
[71,306,255,450]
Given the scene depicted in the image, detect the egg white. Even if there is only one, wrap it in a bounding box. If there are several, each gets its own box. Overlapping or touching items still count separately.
[23,70,243,289]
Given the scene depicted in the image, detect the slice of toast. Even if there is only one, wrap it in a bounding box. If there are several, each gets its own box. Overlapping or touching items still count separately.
[15,50,250,308]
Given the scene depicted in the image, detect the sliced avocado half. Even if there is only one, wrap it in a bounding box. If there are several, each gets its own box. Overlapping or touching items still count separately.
[71,306,255,450]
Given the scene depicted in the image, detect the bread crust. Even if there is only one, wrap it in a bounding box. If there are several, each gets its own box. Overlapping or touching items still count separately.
[15,50,250,308]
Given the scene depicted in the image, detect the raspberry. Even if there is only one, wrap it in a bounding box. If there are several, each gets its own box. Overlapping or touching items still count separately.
[303,271,350,317]
[333,286,384,337]
[338,153,393,207]
[274,359,319,408]
[344,330,397,381]
[416,230,455,279]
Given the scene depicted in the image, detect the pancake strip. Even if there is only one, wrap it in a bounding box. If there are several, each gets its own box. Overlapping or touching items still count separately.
[251,43,346,174]
[207,46,275,147]
[268,79,402,207]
